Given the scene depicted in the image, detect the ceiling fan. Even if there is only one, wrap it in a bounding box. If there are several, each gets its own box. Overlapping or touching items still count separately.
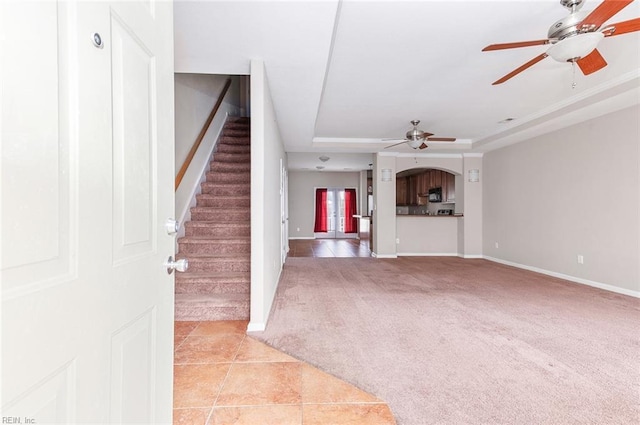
[383,120,456,150]
[482,0,640,85]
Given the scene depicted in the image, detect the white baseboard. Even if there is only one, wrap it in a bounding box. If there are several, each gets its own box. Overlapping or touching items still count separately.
[371,252,397,258]
[289,237,315,240]
[459,254,484,259]
[246,322,266,332]
[484,256,640,298]
[398,252,458,257]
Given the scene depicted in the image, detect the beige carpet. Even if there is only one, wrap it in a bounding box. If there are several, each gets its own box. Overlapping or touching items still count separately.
[251,257,640,425]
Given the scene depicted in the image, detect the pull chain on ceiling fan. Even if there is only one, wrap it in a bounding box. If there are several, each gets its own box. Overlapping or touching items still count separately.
[482,0,640,85]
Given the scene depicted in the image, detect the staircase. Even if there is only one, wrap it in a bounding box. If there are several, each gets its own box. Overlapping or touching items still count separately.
[175,117,251,321]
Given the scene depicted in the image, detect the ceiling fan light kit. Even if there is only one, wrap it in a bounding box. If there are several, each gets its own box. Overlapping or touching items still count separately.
[547,31,605,61]
[482,0,640,84]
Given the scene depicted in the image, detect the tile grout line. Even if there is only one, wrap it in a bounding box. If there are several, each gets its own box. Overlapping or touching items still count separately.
[206,331,249,423]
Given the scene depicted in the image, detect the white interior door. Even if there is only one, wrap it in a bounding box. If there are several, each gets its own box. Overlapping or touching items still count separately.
[1,1,175,423]
[281,160,288,262]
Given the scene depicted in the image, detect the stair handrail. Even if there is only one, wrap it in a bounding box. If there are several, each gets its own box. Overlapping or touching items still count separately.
[175,78,233,190]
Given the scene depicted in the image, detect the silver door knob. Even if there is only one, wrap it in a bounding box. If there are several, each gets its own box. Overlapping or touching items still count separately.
[165,218,179,235]
[164,256,188,274]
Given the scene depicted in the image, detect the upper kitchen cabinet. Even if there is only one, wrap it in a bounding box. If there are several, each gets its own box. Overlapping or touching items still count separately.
[396,168,456,205]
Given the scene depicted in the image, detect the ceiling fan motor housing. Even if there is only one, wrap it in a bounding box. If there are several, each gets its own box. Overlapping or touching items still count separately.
[548,10,591,41]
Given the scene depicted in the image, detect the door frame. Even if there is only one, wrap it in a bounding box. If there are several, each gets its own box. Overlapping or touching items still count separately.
[313,186,359,240]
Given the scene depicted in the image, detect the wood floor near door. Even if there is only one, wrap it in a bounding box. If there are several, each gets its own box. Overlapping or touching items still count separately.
[288,239,371,258]
[174,321,396,425]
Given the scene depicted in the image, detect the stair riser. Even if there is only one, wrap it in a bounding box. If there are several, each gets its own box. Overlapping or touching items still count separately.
[175,281,250,295]
[206,172,250,183]
[210,162,251,173]
[224,123,250,130]
[214,153,251,163]
[185,225,250,238]
[222,129,250,138]
[217,144,251,154]
[201,184,250,196]
[190,210,250,222]
[175,303,249,321]
[178,241,251,255]
[196,193,251,209]
[183,259,250,273]
[218,136,250,146]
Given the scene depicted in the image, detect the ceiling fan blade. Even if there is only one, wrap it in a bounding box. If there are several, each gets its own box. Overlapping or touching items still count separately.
[492,53,548,85]
[426,137,456,142]
[576,49,608,75]
[384,140,409,149]
[605,17,640,36]
[418,143,428,150]
[579,0,634,30]
[482,39,550,51]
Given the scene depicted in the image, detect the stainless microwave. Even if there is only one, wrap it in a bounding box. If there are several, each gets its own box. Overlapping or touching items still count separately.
[428,187,442,202]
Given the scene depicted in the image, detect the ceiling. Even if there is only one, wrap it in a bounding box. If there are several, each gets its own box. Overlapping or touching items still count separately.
[174,0,640,171]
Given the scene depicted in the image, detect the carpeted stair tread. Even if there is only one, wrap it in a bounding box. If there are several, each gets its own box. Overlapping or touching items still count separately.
[196,193,250,199]
[178,252,249,259]
[179,236,250,242]
[210,162,251,172]
[185,222,250,236]
[176,271,250,281]
[176,293,250,303]
[175,293,249,321]
[175,272,250,295]
[216,144,251,153]
[205,173,250,183]
[201,184,250,197]
[213,152,251,163]
[218,136,250,145]
[189,207,250,222]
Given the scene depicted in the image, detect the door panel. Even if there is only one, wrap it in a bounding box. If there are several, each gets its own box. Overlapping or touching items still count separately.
[1,1,74,295]
[111,11,155,263]
[1,1,175,423]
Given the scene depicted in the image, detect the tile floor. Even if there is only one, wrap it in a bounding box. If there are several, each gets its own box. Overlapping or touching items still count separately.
[174,320,396,425]
[287,239,371,258]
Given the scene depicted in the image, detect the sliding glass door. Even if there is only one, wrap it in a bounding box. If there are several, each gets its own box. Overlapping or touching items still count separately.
[314,188,358,239]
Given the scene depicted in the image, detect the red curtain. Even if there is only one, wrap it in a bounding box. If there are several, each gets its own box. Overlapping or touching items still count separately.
[344,189,358,234]
[314,188,328,232]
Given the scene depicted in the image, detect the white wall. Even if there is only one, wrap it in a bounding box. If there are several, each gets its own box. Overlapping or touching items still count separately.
[483,105,639,296]
[174,74,241,233]
[459,154,483,258]
[248,60,288,331]
[373,154,397,257]
[288,171,361,239]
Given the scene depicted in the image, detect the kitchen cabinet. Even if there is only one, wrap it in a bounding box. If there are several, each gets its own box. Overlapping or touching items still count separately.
[445,172,455,202]
[396,177,407,205]
[396,168,456,206]
[408,175,418,205]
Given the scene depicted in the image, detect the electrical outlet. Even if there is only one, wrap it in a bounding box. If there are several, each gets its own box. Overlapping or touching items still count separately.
[396,238,400,244]
[577,255,584,264]
[495,242,499,249]
[296,227,300,232]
